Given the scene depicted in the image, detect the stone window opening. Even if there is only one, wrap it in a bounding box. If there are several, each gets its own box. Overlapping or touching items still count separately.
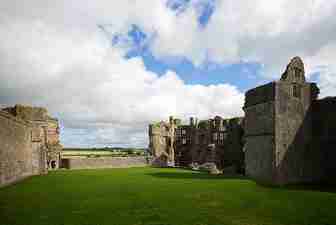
[182,138,187,145]
[213,133,218,141]
[294,68,302,81]
[293,85,301,98]
[219,125,226,132]
[219,133,224,144]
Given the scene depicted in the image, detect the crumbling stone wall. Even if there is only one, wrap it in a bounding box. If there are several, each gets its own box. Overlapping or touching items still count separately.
[3,104,49,121]
[148,117,177,167]
[0,111,46,187]
[62,156,147,170]
[185,117,244,171]
[0,105,62,187]
[150,116,245,172]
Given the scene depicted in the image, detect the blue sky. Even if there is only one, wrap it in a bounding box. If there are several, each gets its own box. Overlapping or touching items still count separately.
[124,21,266,93]
[1,0,335,148]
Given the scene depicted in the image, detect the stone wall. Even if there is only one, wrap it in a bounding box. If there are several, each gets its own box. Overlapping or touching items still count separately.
[0,105,62,187]
[274,81,320,184]
[244,56,326,185]
[46,119,60,145]
[0,111,46,187]
[312,97,336,182]
[62,157,148,170]
[148,117,177,167]
[173,116,245,172]
[3,104,49,121]
[149,124,168,166]
[245,83,275,108]
[244,82,276,183]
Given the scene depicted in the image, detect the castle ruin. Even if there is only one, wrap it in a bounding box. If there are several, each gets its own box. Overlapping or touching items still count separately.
[0,57,335,187]
[148,116,178,167]
[149,115,245,172]
[149,57,336,185]
[244,57,321,185]
[0,105,62,187]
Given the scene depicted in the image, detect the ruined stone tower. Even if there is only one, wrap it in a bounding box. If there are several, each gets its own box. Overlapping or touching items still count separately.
[244,57,320,185]
[148,116,177,167]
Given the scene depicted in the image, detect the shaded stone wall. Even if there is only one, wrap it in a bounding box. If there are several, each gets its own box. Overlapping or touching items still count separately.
[149,116,245,171]
[221,118,245,171]
[274,81,321,184]
[174,116,244,171]
[312,97,336,182]
[244,57,325,185]
[62,157,147,170]
[0,111,46,187]
[175,124,195,166]
[244,83,276,183]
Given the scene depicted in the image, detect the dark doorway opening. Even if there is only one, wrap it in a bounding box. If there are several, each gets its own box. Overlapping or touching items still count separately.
[51,160,56,169]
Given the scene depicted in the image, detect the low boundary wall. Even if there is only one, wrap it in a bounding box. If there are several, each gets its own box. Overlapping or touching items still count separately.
[62,157,148,170]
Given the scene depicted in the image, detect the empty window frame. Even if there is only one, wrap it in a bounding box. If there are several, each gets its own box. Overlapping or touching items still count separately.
[293,84,301,98]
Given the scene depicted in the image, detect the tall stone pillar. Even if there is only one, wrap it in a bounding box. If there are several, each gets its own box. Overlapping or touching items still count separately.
[168,116,176,166]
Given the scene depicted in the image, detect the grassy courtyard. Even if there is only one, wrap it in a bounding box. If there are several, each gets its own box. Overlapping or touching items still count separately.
[1,167,336,225]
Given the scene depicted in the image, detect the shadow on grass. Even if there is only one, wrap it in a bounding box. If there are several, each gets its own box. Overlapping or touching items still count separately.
[147,171,247,180]
[148,169,336,193]
[282,183,336,193]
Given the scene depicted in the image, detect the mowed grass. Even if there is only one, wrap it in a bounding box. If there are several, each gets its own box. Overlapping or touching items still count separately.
[1,167,336,225]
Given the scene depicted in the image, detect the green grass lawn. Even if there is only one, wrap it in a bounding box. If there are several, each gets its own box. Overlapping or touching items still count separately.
[1,167,336,225]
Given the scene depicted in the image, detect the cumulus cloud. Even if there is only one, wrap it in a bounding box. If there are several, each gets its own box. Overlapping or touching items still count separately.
[106,0,336,96]
[0,2,244,147]
[0,0,335,147]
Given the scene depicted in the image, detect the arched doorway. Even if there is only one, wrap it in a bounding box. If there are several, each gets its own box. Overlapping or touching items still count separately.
[51,160,57,169]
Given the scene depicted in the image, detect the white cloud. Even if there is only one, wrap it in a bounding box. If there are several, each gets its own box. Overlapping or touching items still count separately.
[0,11,244,147]
[0,0,335,147]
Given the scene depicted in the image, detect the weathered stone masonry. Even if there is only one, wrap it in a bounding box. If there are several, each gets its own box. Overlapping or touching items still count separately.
[244,57,334,185]
[148,116,178,167]
[61,157,147,170]
[149,115,244,171]
[0,105,62,187]
[149,57,336,185]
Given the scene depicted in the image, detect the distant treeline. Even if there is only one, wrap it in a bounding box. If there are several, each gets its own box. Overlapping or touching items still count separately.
[62,147,149,158]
